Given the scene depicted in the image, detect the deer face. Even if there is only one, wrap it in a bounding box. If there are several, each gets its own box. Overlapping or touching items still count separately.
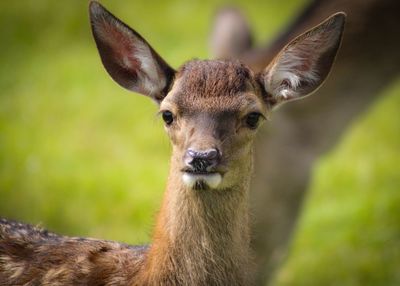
[89,1,345,190]
[160,60,267,189]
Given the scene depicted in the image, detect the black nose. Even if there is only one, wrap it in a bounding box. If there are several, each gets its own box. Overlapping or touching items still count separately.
[185,148,220,172]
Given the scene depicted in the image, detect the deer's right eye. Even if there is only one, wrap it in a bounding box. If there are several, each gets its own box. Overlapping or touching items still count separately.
[245,112,262,129]
[162,110,174,125]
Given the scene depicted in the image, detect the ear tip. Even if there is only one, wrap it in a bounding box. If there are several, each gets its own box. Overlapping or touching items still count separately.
[328,12,347,28]
[314,12,345,37]
[89,1,106,18]
[336,11,347,18]
[332,12,347,23]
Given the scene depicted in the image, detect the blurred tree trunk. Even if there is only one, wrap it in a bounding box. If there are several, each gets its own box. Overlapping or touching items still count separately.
[211,0,400,285]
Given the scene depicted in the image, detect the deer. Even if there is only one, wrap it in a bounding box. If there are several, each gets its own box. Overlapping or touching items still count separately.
[0,1,345,285]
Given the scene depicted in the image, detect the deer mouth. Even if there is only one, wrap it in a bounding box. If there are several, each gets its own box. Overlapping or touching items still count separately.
[181,169,222,189]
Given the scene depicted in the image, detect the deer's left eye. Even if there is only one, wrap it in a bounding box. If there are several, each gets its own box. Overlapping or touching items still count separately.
[162,110,174,125]
[245,112,262,129]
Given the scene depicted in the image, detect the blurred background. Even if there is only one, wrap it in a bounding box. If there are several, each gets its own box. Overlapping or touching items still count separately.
[0,0,398,285]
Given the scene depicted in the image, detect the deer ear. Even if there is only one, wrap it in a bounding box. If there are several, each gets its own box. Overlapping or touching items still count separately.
[89,1,175,103]
[259,12,346,108]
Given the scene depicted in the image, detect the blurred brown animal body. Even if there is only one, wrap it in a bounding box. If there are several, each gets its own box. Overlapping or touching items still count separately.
[0,2,345,285]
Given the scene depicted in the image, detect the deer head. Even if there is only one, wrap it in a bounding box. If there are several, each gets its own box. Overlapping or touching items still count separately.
[89,1,345,192]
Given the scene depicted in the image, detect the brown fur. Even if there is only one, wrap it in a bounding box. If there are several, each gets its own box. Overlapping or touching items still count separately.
[0,2,345,285]
[0,219,146,285]
[178,60,253,99]
[0,60,259,286]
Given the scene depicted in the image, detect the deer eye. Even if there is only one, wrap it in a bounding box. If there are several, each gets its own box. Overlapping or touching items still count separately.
[245,112,262,129]
[162,110,174,125]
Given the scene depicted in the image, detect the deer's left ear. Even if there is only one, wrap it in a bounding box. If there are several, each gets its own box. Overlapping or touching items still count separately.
[89,1,175,103]
[259,12,346,108]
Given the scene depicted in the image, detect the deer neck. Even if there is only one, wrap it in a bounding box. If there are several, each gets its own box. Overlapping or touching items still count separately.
[141,151,254,286]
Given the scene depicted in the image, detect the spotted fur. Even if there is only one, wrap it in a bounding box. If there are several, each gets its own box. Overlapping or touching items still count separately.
[0,218,147,285]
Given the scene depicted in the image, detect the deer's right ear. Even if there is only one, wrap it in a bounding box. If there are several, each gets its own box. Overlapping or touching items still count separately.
[89,1,175,103]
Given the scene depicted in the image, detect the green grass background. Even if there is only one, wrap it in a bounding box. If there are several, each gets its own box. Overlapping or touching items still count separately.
[0,0,398,285]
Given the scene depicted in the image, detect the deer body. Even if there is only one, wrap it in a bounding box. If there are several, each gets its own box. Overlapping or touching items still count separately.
[0,2,345,285]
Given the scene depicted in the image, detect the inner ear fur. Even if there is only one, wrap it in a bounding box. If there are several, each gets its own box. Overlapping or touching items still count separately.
[260,12,346,108]
[89,1,175,103]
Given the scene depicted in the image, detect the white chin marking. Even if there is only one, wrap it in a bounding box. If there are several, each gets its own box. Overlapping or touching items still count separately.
[182,173,222,189]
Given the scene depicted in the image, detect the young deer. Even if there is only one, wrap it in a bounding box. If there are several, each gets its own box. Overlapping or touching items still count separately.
[0,2,345,285]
